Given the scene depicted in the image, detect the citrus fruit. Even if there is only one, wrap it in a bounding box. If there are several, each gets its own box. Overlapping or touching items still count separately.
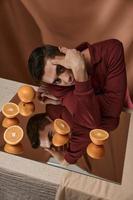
[18,101,35,116]
[2,117,19,128]
[4,143,24,154]
[2,102,19,118]
[17,85,35,103]
[89,129,109,145]
[87,143,105,159]
[52,133,69,147]
[54,119,70,135]
[4,125,24,145]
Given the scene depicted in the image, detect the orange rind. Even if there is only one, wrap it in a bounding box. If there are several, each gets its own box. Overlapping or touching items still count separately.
[2,117,19,128]
[90,129,109,145]
[87,143,105,159]
[2,102,19,118]
[4,125,24,145]
[18,101,35,117]
[17,85,35,103]
[54,119,70,135]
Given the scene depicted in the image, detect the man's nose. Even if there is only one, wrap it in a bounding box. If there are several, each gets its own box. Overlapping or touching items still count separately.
[59,71,70,83]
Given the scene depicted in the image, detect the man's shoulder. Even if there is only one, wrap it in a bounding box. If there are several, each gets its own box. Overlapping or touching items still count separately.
[92,39,124,61]
[76,39,123,56]
[92,39,123,49]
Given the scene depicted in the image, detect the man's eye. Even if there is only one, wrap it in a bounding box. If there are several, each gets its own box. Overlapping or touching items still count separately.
[53,78,61,85]
[56,65,65,75]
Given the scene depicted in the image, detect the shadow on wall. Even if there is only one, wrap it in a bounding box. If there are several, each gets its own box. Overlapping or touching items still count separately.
[0,0,133,93]
[0,0,43,85]
[20,0,133,96]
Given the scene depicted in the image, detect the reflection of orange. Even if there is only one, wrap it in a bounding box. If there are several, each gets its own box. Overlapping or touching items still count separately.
[2,102,19,118]
[4,143,24,154]
[54,119,70,135]
[18,101,35,116]
[87,143,105,159]
[4,125,24,145]
[90,129,109,145]
[2,117,19,128]
[52,133,69,146]
[17,85,35,103]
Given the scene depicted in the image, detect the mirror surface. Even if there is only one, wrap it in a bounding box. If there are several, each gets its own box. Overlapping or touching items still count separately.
[0,93,130,183]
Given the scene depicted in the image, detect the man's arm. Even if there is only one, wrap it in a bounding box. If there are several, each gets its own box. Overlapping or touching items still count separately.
[62,40,127,132]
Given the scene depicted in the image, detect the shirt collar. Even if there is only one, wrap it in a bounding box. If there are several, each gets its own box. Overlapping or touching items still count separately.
[76,42,101,66]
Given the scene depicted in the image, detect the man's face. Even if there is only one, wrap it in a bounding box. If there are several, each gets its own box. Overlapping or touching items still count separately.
[42,57,75,86]
[39,123,54,149]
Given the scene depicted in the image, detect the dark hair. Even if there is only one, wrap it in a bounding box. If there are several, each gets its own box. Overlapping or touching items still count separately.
[26,113,51,149]
[28,45,64,83]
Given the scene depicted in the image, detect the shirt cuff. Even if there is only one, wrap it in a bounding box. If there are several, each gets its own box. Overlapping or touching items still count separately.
[74,79,92,94]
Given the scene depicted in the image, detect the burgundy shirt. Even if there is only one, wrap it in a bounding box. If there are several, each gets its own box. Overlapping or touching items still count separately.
[45,39,128,164]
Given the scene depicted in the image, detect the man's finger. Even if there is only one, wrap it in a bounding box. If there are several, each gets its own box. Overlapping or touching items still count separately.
[59,46,68,54]
[51,56,64,66]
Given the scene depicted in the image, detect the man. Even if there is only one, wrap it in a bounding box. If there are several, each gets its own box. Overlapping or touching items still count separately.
[28,39,131,131]
[28,39,132,163]
[26,112,90,166]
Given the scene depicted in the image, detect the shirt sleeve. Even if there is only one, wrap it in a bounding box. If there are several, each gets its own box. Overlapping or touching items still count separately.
[62,40,127,132]
[64,129,90,164]
[46,104,64,120]
[96,40,127,131]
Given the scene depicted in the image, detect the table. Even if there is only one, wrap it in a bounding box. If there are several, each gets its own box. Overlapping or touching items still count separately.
[0,78,133,200]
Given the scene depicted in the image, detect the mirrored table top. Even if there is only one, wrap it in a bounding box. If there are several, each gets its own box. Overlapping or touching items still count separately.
[0,93,130,184]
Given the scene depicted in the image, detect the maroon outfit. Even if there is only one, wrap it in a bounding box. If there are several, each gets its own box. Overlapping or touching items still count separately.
[46,39,128,164]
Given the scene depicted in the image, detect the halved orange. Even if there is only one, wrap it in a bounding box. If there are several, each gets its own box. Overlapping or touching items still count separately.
[2,117,19,128]
[52,133,69,147]
[89,129,109,145]
[2,102,19,118]
[17,85,35,103]
[18,101,35,116]
[4,125,24,145]
[86,143,105,159]
[54,119,70,135]
[4,143,24,155]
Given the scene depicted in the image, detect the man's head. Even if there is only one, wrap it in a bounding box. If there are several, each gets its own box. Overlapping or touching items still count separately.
[26,113,53,149]
[28,45,74,86]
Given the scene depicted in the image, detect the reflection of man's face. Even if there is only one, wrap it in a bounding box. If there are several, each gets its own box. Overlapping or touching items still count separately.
[42,58,75,86]
[39,123,54,148]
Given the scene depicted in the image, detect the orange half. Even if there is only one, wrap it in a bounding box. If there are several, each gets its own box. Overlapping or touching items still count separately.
[52,133,69,147]
[2,117,19,128]
[4,125,24,145]
[90,129,109,145]
[17,85,35,103]
[2,102,19,118]
[4,143,24,155]
[18,101,35,117]
[54,119,70,135]
[87,143,105,159]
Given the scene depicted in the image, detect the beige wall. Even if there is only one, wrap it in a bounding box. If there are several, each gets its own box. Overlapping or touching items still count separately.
[0,0,133,94]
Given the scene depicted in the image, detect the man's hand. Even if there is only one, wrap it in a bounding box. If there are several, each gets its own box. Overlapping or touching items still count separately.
[52,47,88,82]
[37,84,60,104]
[44,98,61,105]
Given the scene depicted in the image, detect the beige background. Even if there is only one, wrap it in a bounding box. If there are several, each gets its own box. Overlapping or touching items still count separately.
[0,0,133,94]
